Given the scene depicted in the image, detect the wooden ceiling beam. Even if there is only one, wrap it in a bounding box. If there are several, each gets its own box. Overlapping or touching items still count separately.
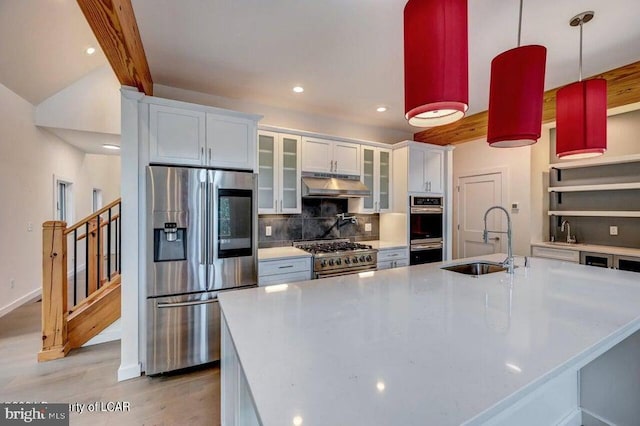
[77,0,153,95]
[414,60,640,146]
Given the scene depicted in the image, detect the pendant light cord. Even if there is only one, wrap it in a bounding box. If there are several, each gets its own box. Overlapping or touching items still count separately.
[578,20,583,81]
[517,0,523,47]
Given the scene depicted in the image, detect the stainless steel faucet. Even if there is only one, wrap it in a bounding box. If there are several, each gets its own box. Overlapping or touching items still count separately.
[483,206,515,274]
[560,220,576,244]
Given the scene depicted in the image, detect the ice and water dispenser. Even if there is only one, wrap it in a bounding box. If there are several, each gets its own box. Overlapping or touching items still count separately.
[154,221,187,262]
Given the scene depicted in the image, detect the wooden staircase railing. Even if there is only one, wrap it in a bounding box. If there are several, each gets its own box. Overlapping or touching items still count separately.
[39,198,122,362]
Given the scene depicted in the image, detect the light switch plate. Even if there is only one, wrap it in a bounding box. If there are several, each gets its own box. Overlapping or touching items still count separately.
[265,226,272,237]
[365,223,372,232]
[610,226,618,236]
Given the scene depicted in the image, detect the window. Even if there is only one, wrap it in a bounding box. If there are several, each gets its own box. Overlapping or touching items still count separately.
[92,188,103,212]
[55,178,73,223]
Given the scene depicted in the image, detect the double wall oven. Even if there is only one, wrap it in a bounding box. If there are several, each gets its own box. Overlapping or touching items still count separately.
[409,196,444,265]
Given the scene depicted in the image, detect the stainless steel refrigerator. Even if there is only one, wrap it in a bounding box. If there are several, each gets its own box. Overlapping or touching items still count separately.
[146,166,257,375]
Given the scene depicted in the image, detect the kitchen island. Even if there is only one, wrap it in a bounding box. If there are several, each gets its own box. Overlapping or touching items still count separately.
[218,254,640,425]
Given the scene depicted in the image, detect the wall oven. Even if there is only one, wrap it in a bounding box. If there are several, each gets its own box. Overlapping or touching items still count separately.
[409,196,444,265]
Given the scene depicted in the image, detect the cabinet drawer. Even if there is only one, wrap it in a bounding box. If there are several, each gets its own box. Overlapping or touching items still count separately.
[531,246,580,263]
[377,248,408,262]
[259,257,311,277]
[377,259,409,270]
[258,271,312,286]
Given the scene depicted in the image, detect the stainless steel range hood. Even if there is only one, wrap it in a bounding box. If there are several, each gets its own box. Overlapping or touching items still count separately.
[301,173,371,198]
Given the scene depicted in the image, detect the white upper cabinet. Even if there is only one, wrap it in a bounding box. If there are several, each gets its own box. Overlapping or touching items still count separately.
[149,104,206,166]
[301,137,360,175]
[301,138,333,173]
[409,144,444,194]
[258,131,302,214]
[206,113,256,170]
[333,142,360,175]
[349,146,392,213]
[148,99,260,170]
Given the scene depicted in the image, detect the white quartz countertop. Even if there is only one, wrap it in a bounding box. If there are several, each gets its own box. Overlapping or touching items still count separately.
[257,246,311,261]
[219,254,640,425]
[368,240,408,250]
[531,241,640,257]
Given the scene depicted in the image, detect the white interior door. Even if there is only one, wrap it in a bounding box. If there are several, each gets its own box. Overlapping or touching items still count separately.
[457,172,504,259]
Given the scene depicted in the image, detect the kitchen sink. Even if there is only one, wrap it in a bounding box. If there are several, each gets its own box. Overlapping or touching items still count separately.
[441,261,509,276]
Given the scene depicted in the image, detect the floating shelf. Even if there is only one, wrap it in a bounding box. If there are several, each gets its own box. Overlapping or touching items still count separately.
[549,154,640,170]
[548,211,640,218]
[548,182,640,192]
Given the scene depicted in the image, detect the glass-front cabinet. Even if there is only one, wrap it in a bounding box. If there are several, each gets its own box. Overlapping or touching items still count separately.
[350,146,392,213]
[257,131,302,214]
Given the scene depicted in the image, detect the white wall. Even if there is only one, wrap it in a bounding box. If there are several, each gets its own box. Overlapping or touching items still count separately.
[154,84,413,144]
[0,82,121,316]
[35,66,121,135]
[452,139,532,257]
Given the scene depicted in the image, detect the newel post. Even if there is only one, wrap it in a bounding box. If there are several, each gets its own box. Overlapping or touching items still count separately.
[38,221,70,361]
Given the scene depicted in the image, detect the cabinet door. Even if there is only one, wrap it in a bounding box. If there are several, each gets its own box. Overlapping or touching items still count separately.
[361,147,376,212]
[207,113,255,171]
[378,148,392,211]
[424,149,444,194]
[149,104,205,166]
[302,138,333,173]
[333,142,360,175]
[408,145,427,192]
[257,131,278,214]
[279,134,302,214]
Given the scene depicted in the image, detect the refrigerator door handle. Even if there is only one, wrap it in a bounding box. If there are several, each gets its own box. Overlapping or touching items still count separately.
[200,181,206,265]
[157,298,218,309]
[208,181,215,265]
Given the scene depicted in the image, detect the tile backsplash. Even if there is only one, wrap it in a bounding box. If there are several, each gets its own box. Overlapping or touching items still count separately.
[258,198,379,248]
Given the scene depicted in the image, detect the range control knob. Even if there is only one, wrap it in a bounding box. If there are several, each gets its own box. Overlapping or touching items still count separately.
[359,256,366,263]
[320,260,327,267]
[329,259,335,266]
[352,256,359,264]
[344,258,351,264]
[336,258,342,265]
[366,255,372,262]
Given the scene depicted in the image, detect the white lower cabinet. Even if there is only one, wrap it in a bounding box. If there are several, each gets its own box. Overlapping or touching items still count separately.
[531,246,580,263]
[258,257,312,286]
[377,248,409,270]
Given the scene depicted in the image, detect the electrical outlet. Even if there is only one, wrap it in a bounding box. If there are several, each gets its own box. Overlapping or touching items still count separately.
[10,279,15,289]
[365,223,372,232]
[265,226,272,237]
[610,226,619,236]
[27,222,33,232]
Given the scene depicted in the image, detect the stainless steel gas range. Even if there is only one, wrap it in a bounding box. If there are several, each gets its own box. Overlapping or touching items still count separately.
[294,239,378,279]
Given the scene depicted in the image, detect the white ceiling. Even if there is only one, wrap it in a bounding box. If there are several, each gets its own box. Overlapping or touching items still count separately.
[0,0,107,104]
[131,0,640,135]
[45,128,121,156]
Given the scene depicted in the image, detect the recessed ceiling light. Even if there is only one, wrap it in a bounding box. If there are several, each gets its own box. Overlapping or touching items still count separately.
[102,144,120,150]
[293,86,304,93]
[376,106,388,112]
[86,47,96,55]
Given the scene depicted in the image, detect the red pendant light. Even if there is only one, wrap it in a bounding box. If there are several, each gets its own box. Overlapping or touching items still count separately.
[556,11,607,159]
[404,0,468,127]
[487,0,547,148]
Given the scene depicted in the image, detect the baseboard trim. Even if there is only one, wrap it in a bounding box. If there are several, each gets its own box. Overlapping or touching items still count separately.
[0,288,41,318]
[118,362,142,382]
[557,408,583,426]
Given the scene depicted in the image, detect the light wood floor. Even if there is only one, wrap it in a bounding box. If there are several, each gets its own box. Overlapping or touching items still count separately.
[0,301,221,425]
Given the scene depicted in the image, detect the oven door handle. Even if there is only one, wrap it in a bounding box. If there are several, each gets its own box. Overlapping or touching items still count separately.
[411,243,443,251]
[410,207,443,214]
